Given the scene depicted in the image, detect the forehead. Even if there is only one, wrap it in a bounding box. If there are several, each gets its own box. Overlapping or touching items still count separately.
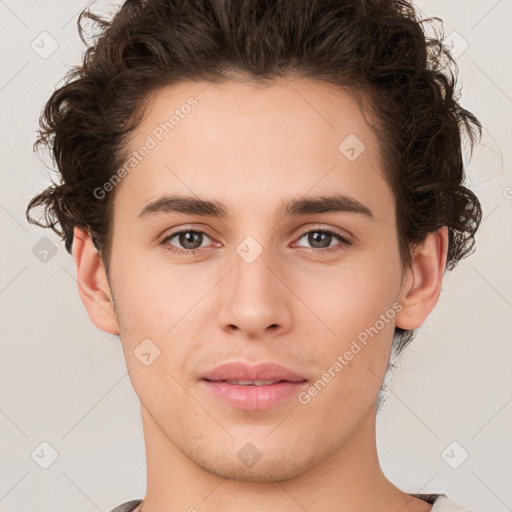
[114,78,392,221]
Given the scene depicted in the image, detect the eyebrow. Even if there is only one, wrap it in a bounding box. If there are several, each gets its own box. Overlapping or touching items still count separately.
[137,193,374,220]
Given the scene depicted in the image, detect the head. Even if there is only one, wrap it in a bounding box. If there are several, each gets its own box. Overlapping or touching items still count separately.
[27,0,481,482]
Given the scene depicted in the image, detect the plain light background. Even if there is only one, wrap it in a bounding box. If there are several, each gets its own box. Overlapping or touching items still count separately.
[0,1,511,511]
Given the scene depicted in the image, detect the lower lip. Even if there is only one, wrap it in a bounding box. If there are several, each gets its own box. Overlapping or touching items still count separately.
[200,380,307,410]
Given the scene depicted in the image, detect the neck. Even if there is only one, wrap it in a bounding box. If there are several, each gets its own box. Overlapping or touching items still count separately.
[137,404,427,512]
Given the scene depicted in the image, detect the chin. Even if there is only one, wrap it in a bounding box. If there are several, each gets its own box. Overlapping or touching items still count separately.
[193,446,316,483]
[202,461,308,483]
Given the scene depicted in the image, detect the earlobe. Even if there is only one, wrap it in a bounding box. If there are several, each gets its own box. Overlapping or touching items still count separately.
[71,226,120,335]
[395,227,449,331]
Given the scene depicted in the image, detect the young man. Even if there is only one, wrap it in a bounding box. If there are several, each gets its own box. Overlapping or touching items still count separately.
[26,0,483,510]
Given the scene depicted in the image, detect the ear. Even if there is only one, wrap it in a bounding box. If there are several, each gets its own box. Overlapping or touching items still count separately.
[395,227,449,330]
[71,226,120,335]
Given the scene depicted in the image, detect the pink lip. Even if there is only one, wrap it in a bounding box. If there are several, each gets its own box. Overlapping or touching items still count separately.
[200,361,308,411]
[201,361,306,382]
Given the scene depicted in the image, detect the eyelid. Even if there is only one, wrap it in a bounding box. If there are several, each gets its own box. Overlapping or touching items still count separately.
[160,223,351,242]
[294,223,353,243]
[160,224,216,242]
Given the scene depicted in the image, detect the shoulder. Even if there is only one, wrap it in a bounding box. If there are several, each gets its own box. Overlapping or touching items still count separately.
[421,494,480,512]
[110,496,481,512]
[109,499,143,512]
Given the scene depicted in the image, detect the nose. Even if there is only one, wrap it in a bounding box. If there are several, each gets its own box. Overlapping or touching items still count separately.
[216,243,293,340]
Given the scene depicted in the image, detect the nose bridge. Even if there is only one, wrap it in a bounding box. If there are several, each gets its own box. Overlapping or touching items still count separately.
[233,236,275,296]
[216,234,291,338]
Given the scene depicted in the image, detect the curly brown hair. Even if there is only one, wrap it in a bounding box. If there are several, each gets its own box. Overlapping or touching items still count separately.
[25,0,482,353]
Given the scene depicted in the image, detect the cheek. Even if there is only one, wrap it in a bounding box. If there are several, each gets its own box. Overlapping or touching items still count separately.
[113,266,197,411]
[111,250,209,335]
[293,255,401,402]
[296,255,402,335]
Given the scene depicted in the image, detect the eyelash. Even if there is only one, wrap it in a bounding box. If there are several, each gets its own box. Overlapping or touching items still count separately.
[160,226,352,257]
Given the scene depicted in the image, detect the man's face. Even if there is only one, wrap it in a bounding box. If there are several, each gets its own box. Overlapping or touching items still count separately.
[108,78,405,480]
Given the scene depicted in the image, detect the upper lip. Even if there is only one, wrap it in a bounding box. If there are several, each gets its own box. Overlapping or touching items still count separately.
[201,362,307,382]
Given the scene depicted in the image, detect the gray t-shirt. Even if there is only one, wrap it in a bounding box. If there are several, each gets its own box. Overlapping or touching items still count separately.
[110,494,478,511]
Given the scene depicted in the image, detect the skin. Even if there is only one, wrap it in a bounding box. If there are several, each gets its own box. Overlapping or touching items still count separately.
[72,77,447,512]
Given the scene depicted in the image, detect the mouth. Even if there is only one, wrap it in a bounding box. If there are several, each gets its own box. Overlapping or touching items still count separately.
[200,376,308,411]
[199,361,308,410]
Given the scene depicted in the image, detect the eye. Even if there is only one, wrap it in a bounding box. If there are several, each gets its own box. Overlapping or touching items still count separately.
[294,227,352,255]
[160,228,215,256]
[159,226,352,257]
